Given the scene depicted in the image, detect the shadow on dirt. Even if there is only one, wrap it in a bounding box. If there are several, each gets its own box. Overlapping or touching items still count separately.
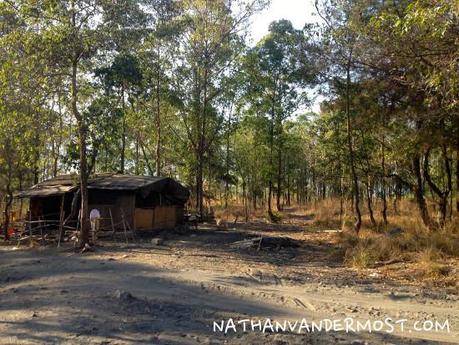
[0,248,449,345]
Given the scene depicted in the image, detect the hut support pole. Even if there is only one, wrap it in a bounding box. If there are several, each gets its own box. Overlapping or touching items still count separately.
[109,208,116,240]
[120,208,128,244]
[58,194,65,247]
[29,212,32,247]
[122,211,135,241]
[39,217,44,245]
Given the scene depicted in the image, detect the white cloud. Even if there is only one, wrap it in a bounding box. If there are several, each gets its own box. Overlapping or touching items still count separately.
[249,0,318,43]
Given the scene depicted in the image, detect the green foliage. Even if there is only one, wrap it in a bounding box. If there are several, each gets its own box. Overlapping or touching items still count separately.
[0,0,457,236]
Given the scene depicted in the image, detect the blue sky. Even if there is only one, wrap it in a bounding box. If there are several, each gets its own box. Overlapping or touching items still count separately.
[249,0,322,113]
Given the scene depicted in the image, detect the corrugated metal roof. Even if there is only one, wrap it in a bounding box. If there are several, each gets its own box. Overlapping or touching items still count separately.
[17,185,77,197]
[88,174,167,190]
[17,174,189,201]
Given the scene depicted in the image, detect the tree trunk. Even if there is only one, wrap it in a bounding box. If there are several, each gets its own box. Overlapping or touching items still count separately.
[442,145,452,220]
[339,183,344,225]
[53,93,64,178]
[155,49,161,176]
[456,150,459,212]
[423,147,450,227]
[267,102,275,218]
[268,180,273,217]
[33,132,40,184]
[71,59,90,247]
[366,177,376,228]
[224,106,233,209]
[135,137,139,175]
[381,112,388,226]
[286,171,291,207]
[120,84,126,174]
[413,155,432,229]
[196,155,203,216]
[345,55,361,233]
[3,171,12,241]
[276,148,282,211]
[243,180,248,222]
[195,65,209,218]
[393,176,401,215]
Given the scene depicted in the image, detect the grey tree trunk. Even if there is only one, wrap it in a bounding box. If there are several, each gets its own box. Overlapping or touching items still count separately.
[71,58,89,247]
[345,55,361,233]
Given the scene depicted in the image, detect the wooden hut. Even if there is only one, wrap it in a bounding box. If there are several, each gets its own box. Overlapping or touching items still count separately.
[17,174,190,231]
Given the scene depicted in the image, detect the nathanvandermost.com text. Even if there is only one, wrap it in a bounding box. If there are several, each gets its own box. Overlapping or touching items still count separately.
[213,317,451,335]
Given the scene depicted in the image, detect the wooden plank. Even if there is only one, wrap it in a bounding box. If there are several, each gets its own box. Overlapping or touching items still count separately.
[135,208,154,230]
[152,206,176,229]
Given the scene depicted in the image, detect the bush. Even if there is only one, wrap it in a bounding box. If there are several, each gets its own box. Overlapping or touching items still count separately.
[268,211,282,223]
[339,227,459,275]
[417,248,451,279]
[344,244,375,268]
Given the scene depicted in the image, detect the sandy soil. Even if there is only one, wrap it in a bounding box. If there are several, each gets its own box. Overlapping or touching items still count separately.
[1,213,458,344]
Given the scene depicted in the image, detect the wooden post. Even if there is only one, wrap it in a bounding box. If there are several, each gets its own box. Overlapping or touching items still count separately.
[39,217,44,245]
[122,211,135,241]
[109,208,116,240]
[75,209,81,245]
[76,209,81,232]
[120,208,128,244]
[57,194,65,247]
[29,212,32,248]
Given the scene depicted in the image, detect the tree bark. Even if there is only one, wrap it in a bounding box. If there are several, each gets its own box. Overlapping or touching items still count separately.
[345,55,361,233]
[456,149,459,212]
[71,58,89,247]
[33,132,40,184]
[120,84,126,174]
[155,46,161,176]
[381,111,388,226]
[53,93,64,177]
[286,168,291,207]
[276,148,282,211]
[423,146,450,227]
[196,155,204,215]
[195,65,208,217]
[243,180,248,222]
[224,106,233,209]
[413,155,433,229]
[366,177,376,228]
[2,161,12,241]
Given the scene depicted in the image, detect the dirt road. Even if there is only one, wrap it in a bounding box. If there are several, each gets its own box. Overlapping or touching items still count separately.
[0,225,458,344]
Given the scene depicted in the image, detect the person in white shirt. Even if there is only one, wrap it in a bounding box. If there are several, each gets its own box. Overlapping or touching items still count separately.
[90,209,101,243]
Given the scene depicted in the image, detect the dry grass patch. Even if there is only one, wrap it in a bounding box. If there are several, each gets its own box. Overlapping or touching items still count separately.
[213,204,270,224]
[306,198,343,228]
[417,248,451,279]
[339,225,459,286]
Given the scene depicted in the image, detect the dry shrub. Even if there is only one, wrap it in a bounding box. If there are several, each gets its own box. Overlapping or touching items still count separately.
[214,205,244,223]
[341,230,403,268]
[213,204,268,223]
[308,198,343,228]
[417,248,451,279]
[444,216,459,234]
[340,225,459,271]
[345,245,375,268]
[338,196,458,275]
[267,211,282,223]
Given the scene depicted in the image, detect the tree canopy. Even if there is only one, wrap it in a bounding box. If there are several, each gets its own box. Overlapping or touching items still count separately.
[1,0,458,242]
